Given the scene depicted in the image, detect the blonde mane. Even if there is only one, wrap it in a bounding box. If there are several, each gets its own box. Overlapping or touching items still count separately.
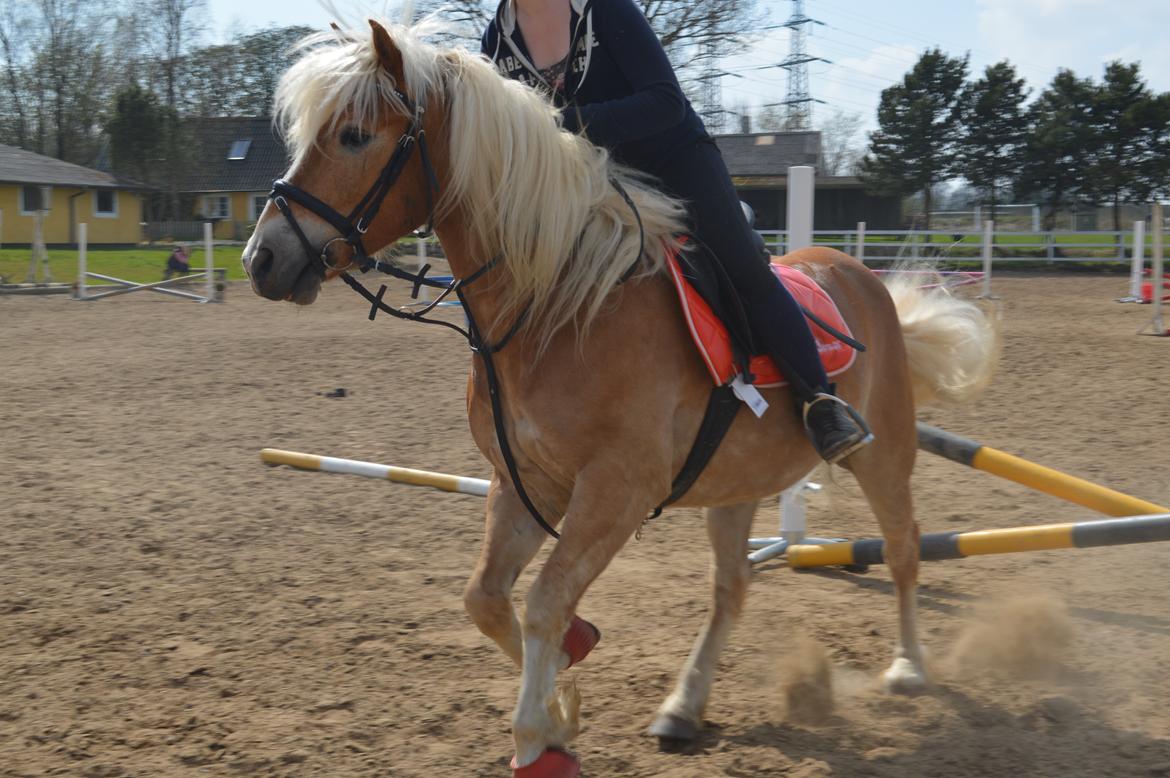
[274,21,687,350]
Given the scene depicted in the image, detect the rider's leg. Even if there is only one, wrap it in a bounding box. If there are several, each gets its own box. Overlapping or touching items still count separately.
[657,140,872,463]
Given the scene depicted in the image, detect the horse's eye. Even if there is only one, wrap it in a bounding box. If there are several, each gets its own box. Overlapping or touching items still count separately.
[340,126,372,149]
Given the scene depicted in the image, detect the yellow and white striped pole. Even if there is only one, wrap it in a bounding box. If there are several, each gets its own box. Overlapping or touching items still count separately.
[260,449,490,497]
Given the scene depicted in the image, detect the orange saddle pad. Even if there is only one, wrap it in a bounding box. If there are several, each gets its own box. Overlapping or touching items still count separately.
[665,254,857,388]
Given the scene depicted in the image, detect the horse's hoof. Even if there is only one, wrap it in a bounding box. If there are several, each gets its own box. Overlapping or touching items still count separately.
[882,657,928,695]
[648,713,699,751]
[511,748,581,778]
[562,616,600,668]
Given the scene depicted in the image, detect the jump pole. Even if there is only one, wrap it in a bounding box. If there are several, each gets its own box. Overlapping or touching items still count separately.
[915,423,1168,518]
[260,448,490,497]
[788,513,1170,568]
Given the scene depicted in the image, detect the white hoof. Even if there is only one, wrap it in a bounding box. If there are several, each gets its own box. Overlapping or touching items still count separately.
[882,656,928,694]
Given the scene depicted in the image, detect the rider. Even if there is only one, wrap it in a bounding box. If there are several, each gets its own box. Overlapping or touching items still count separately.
[482,0,872,463]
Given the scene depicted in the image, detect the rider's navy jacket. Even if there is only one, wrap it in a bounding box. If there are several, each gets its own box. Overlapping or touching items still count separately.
[481,0,709,176]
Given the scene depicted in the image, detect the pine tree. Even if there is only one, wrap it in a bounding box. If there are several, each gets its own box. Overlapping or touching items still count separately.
[956,61,1028,223]
[1084,62,1160,231]
[860,48,968,229]
[1016,70,1095,230]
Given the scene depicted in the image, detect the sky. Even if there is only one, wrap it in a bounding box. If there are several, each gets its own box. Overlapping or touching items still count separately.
[203,0,1170,132]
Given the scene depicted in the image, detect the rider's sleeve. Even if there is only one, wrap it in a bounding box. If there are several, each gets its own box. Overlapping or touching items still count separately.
[560,0,687,146]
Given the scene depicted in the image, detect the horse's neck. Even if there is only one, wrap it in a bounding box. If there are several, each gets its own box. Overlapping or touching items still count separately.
[434,220,516,346]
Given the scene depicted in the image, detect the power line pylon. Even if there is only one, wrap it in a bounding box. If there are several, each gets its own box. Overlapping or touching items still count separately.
[780,0,829,129]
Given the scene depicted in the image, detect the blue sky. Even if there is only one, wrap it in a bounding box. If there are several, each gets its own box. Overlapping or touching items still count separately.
[204,0,1170,130]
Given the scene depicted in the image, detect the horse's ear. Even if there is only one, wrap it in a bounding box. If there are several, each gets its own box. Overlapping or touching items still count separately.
[369,20,403,77]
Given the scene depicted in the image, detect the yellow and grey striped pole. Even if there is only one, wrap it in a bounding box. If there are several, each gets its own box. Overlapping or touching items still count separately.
[260,449,491,497]
[788,513,1170,568]
[916,423,1167,517]
[788,424,1169,568]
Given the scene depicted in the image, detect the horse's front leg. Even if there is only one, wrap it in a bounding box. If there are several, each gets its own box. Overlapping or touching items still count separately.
[463,481,548,665]
[511,462,655,775]
[649,501,756,747]
[465,480,604,672]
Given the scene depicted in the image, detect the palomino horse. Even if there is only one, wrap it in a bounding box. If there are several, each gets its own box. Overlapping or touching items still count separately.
[243,21,998,777]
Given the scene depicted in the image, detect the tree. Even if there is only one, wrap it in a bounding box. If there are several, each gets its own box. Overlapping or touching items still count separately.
[955,61,1028,221]
[0,1,30,147]
[107,85,168,183]
[1015,69,1095,230]
[1143,93,1170,203]
[230,26,316,116]
[1083,62,1162,230]
[177,26,315,117]
[144,0,206,109]
[415,0,762,75]
[817,109,864,176]
[860,48,968,228]
[21,0,116,163]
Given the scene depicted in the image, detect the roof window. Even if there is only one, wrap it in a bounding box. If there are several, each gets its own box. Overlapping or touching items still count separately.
[227,139,252,160]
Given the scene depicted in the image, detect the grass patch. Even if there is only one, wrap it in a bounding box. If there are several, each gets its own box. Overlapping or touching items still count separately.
[0,247,248,285]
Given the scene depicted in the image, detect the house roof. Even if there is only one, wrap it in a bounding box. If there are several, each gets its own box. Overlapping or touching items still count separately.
[0,144,140,189]
[179,117,291,193]
[713,131,822,177]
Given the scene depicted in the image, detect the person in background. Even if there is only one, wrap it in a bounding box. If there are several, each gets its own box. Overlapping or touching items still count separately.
[482,0,872,463]
[165,244,192,279]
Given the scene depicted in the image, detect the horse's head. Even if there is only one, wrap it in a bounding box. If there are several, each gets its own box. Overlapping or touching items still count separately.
[243,20,441,304]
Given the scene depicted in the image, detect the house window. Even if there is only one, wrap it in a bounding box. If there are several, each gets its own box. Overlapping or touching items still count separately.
[227,140,251,160]
[20,185,47,214]
[94,190,118,218]
[204,195,231,220]
[249,194,268,222]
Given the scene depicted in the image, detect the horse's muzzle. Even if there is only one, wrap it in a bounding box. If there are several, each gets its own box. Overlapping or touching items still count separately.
[245,241,322,304]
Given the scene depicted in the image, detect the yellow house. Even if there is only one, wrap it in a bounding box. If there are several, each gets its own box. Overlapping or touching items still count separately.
[184,118,291,241]
[0,144,146,245]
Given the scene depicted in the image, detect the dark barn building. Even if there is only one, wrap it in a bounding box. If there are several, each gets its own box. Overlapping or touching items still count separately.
[713,131,902,230]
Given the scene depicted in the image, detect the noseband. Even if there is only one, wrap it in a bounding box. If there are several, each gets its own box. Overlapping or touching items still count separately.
[269,88,440,275]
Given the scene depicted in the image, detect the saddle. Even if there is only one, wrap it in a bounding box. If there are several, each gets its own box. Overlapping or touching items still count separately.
[665,239,857,389]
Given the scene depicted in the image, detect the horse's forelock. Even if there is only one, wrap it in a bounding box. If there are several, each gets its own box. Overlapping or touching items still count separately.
[274,21,440,161]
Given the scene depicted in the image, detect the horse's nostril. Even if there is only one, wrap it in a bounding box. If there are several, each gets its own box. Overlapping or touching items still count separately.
[251,245,275,283]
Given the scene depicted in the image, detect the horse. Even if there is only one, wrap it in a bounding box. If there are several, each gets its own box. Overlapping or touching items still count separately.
[242,20,999,777]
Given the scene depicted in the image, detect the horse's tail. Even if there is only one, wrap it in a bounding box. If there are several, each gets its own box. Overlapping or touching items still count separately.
[882,272,1000,407]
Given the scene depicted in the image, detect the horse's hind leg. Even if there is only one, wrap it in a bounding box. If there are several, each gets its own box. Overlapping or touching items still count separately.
[464,482,548,665]
[846,434,927,692]
[649,501,756,747]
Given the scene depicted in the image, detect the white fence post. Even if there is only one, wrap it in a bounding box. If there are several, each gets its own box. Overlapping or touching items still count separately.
[980,220,995,298]
[856,221,866,264]
[203,222,215,303]
[1125,221,1146,302]
[76,223,87,299]
[786,166,814,252]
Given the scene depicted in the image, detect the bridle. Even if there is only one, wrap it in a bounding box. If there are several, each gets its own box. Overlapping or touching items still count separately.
[269,87,440,276]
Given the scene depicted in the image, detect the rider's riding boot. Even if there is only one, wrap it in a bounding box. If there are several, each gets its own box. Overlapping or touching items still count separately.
[800,386,873,464]
[740,294,874,465]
